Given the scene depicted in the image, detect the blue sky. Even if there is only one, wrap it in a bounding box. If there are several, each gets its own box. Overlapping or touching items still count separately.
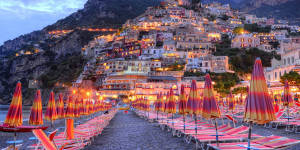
[0,0,87,45]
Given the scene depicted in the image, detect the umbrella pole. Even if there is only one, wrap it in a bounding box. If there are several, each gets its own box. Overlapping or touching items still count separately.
[172,113,174,127]
[14,132,16,149]
[247,122,253,150]
[195,115,197,135]
[215,119,219,147]
[183,115,186,133]
[287,105,290,124]
[157,111,158,120]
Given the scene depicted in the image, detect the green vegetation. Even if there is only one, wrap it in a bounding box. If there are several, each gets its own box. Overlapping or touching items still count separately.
[244,24,271,33]
[184,72,240,95]
[39,55,86,88]
[233,27,246,34]
[168,62,185,71]
[280,71,300,87]
[232,87,247,94]
[214,47,280,75]
[219,14,230,21]
[207,14,216,21]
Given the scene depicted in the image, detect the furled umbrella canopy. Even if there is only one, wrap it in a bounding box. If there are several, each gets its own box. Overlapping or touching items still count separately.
[244,58,276,124]
[29,90,43,125]
[65,96,75,118]
[4,82,23,127]
[166,88,176,114]
[45,91,58,122]
[186,80,201,115]
[178,84,187,115]
[74,98,80,118]
[282,80,294,107]
[228,92,235,111]
[163,92,169,113]
[201,74,221,119]
[56,93,65,119]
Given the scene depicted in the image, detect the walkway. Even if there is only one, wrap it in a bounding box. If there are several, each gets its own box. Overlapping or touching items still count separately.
[85,111,194,150]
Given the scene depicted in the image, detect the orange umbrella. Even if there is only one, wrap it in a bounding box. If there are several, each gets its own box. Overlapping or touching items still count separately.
[29,90,43,125]
[282,80,294,122]
[4,82,23,127]
[244,58,276,149]
[79,98,85,115]
[186,80,201,134]
[74,98,80,118]
[56,93,65,119]
[65,96,75,118]
[45,91,58,126]
[163,92,169,113]
[178,84,187,132]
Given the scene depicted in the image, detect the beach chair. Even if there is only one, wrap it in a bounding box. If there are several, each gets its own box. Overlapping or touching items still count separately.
[31,129,57,150]
[1,144,22,150]
[28,129,58,150]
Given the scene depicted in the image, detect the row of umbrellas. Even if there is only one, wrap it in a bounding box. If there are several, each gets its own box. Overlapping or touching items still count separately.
[136,58,286,149]
[3,84,112,128]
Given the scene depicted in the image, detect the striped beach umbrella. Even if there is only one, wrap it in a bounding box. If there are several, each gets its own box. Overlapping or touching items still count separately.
[186,80,201,134]
[167,88,176,126]
[201,74,221,145]
[74,98,80,118]
[244,58,276,149]
[178,84,187,131]
[56,93,65,119]
[29,90,43,125]
[282,80,294,122]
[65,96,75,118]
[4,82,23,127]
[163,92,169,113]
[45,91,58,124]
[228,92,235,113]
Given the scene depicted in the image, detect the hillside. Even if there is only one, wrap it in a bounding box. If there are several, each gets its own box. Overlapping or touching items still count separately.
[0,0,160,104]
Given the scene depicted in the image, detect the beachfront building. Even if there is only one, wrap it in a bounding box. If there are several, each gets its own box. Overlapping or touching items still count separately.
[231,34,260,48]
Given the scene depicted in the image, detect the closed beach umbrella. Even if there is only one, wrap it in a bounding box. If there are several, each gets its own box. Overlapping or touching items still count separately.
[167,88,176,126]
[178,84,187,132]
[74,98,80,118]
[201,74,221,145]
[65,96,75,118]
[282,80,293,122]
[56,93,65,119]
[29,90,43,125]
[4,82,23,127]
[45,91,58,125]
[244,58,276,149]
[228,92,235,113]
[186,80,201,134]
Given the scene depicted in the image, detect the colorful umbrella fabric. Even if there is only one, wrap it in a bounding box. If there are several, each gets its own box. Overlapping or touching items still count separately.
[186,80,201,115]
[45,91,58,122]
[29,90,43,125]
[228,92,235,112]
[166,88,176,114]
[74,98,80,118]
[65,96,75,118]
[201,74,220,119]
[244,58,276,124]
[282,80,294,107]
[178,84,187,115]
[4,82,23,127]
[56,93,65,119]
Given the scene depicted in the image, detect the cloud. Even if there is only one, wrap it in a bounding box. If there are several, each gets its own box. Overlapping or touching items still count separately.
[0,0,87,18]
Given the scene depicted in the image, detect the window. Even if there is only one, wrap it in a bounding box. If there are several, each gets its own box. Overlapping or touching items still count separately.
[284,59,286,65]
[292,57,294,64]
[287,58,290,64]
[275,72,277,79]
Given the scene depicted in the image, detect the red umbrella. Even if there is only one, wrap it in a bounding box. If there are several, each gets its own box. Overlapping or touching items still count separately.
[178,84,187,132]
[29,90,43,125]
[228,92,235,114]
[56,93,65,119]
[45,91,58,126]
[282,80,294,122]
[74,98,80,118]
[186,80,201,134]
[244,58,276,149]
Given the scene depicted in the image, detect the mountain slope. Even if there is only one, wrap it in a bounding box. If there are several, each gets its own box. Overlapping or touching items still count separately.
[0,0,160,104]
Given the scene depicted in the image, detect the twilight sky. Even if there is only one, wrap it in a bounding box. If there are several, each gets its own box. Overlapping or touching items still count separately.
[0,0,88,45]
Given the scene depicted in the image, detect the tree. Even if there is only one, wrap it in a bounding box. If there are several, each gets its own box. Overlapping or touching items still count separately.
[269,41,280,49]
[210,73,240,95]
[232,87,247,94]
[244,24,271,33]
[280,71,300,88]
[233,27,245,34]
